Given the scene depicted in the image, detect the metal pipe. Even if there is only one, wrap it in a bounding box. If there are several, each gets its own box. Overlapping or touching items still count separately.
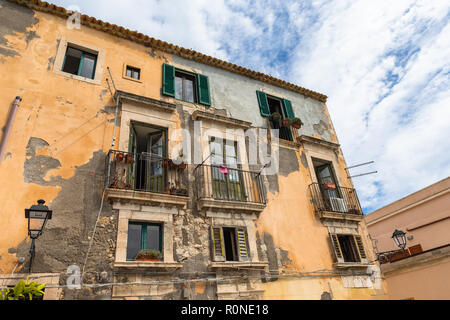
[0,96,22,163]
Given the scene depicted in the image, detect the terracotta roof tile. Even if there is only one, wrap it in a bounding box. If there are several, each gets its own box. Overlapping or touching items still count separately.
[8,0,328,102]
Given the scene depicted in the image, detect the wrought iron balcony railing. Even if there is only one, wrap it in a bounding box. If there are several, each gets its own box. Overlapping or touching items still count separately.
[194,164,266,205]
[106,150,188,196]
[309,183,363,215]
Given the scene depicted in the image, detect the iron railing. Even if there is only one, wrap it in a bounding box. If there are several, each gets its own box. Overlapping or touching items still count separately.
[270,119,293,141]
[309,183,362,215]
[106,150,188,196]
[194,164,266,204]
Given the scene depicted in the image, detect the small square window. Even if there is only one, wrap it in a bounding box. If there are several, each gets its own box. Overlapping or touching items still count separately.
[126,66,141,80]
[62,46,97,80]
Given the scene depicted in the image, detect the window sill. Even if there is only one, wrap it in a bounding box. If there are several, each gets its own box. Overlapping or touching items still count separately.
[317,211,363,222]
[198,198,266,214]
[333,262,373,269]
[209,261,269,270]
[114,261,183,270]
[105,187,189,208]
[53,69,101,85]
[122,75,142,83]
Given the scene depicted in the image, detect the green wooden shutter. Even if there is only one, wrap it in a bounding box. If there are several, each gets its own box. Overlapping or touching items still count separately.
[282,99,295,119]
[162,63,175,97]
[256,91,270,117]
[211,227,225,262]
[197,74,211,106]
[236,228,250,262]
[330,234,344,263]
[354,235,367,262]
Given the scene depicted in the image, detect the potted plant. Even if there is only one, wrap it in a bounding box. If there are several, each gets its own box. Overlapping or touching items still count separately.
[323,183,336,190]
[134,249,162,262]
[270,112,282,128]
[126,153,133,164]
[162,159,169,168]
[291,117,304,129]
[116,152,124,162]
[178,162,186,171]
[0,277,45,301]
[282,118,292,127]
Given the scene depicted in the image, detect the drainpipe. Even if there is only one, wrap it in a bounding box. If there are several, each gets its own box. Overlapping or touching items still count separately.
[0,96,22,163]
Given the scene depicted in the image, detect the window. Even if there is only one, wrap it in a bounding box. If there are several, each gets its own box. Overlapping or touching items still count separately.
[330,234,367,264]
[256,91,295,141]
[126,66,141,80]
[209,138,243,201]
[128,123,167,192]
[162,64,211,106]
[211,226,249,262]
[126,222,163,261]
[62,46,97,79]
[175,71,197,103]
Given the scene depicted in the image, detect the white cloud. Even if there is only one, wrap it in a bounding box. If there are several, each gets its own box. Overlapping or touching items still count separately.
[50,0,450,211]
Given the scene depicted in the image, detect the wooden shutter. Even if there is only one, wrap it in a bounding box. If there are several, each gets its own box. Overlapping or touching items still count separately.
[329,234,344,263]
[282,99,295,119]
[211,227,225,262]
[236,228,250,262]
[353,235,368,262]
[256,91,270,117]
[162,63,175,97]
[197,74,211,106]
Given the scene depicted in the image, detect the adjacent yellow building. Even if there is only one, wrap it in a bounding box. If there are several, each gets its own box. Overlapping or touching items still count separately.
[0,0,388,300]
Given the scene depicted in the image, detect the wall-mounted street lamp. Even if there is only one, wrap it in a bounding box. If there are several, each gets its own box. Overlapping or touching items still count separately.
[392,229,407,253]
[376,229,408,264]
[25,200,52,273]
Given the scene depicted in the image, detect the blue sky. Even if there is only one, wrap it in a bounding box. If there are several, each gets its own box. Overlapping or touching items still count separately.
[51,0,450,213]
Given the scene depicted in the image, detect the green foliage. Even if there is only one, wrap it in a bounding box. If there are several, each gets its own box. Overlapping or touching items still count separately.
[292,117,304,127]
[0,277,45,301]
[271,112,282,120]
[136,249,162,259]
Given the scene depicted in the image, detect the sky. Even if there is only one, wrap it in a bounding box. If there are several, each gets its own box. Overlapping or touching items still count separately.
[51,0,450,213]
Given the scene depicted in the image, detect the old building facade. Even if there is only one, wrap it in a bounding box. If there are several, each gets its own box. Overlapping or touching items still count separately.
[0,0,387,300]
[365,177,450,300]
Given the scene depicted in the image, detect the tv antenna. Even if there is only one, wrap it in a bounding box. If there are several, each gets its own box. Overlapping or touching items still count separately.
[345,161,378,179]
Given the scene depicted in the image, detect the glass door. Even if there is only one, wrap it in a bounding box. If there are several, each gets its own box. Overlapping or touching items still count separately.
[146,132,165,193]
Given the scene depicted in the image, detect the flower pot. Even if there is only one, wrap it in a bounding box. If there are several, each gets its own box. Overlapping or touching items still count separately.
[126,154,133,164]
[324,183,336,190]
[116,152,124,162]
[135,257,160,262]
[162,159,169,168]
[178,163,186,170]
[282,119,290,127]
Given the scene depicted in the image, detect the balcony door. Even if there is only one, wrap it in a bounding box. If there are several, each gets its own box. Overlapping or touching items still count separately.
[210,138,243,201]
[313,160,346,212]
[129,123,167,192]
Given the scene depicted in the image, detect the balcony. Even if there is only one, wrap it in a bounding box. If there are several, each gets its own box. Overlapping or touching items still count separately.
[104,150,189,208]
[309,183,363,221]
[194,164,266,214]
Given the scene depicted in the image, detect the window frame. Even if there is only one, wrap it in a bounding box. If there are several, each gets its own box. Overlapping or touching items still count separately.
[61,46,98,80]
[211,226,250,262]
[174,69,198,103]
[52,37,104,85]
[126,221,163,262]
[123,64,142,82]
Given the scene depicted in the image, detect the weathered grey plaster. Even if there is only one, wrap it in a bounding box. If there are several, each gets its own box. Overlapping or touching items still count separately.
[16,150,115,299]
[172,56,333,141]
[278,147,300,177]
[24,137,63,186]
[0,0,39,57]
